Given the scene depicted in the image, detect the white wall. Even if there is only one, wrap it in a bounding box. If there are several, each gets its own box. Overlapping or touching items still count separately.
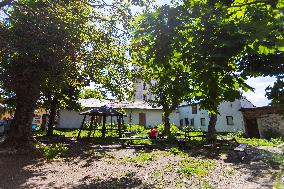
[178,100,245,132]
[58,108,179,129]
[58,110,89,129]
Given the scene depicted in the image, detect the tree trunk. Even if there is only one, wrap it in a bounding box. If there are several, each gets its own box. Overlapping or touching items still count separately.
[4,94,38,148]
[46,98,57,136]
[206,114,217,142]
[163,111,171,136]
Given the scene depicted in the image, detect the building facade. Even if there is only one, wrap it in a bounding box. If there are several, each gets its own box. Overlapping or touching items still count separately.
[178,98,255,132]
[57,78,255,133]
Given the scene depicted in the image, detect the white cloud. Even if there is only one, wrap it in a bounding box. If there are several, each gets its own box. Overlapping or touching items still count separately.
[243,76,276,107]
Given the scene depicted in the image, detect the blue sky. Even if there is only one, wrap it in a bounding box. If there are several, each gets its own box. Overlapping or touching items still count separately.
[243,76,276,107]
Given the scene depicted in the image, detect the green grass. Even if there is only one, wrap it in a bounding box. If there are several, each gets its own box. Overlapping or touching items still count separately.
[123,151,157,164]
[177,158,215,178]
[236,137,284,147]
[261,153,284,169]
[218,132,284,147]
[273,172,284,189]
[36,142,70,160]
[169,147,187,157]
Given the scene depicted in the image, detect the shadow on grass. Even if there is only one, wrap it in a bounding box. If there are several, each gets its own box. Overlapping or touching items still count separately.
[75,172,153,189]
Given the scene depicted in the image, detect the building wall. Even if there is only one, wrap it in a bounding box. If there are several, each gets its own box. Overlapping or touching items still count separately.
[58,110,90,129]
[134,78,155,101]
[105,109,179,128]
[178,100,246,132]
[257,113,284,138]
[58,108,179,129]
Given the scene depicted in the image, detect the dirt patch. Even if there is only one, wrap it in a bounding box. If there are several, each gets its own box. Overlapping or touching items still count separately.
[0,139,282,189]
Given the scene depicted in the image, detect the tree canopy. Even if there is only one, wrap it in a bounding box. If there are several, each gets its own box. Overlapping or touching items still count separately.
[131,0,284,137]
[0,0,133,146]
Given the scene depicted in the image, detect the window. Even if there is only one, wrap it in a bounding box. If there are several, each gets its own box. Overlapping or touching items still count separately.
[180,119,184,127]
[226,116,234,125]
[200,118,205,126]
[192,104,197,114]
[190,118,194,126]
[143,94,147,101]
[143,82,147,90]
[184,118,189,126]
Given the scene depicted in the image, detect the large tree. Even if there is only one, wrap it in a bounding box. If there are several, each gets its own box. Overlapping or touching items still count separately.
[131,5,193,136]
[266,75,284,114]
[0,0,132,147]
[177,0,284,139]
[131,0,283,139]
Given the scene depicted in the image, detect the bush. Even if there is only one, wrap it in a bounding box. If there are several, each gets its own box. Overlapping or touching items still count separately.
[125,124,147,133]
[156,123,181,135]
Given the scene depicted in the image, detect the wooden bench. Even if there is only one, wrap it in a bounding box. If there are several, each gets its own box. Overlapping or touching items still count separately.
[234,143,248,160]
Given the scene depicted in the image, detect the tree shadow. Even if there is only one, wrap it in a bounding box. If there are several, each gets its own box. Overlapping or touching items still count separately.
[75,172,153,189]
[0,150,46,189]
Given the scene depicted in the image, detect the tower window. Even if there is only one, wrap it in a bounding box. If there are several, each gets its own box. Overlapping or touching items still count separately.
[192,104,197,114]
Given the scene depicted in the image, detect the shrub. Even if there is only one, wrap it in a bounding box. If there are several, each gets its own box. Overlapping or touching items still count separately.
[125,124,147,133]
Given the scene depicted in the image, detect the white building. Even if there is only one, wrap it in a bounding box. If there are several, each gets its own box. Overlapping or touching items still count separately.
[178,98,255,132]
[57,99,179,129]
[57,78,255,132]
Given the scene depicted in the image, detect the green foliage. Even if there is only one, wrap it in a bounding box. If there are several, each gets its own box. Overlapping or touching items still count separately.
[170,124,180,135]
[36,143,70,160]
[273,172,284,189]
[262,153,284,170]
[80,89,104,100]
[156,123,180,135]
[123,151,157,163]
[131,5,194,135]
[124,124,147,133]
[0,0,133,144]
[240,137,283,147]
[169,147,187,157]
[266,75,284,115]
[219,132,284,146]
[177,158,215,178]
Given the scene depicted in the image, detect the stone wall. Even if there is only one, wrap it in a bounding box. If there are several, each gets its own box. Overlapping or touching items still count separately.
[257,113,284,138]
